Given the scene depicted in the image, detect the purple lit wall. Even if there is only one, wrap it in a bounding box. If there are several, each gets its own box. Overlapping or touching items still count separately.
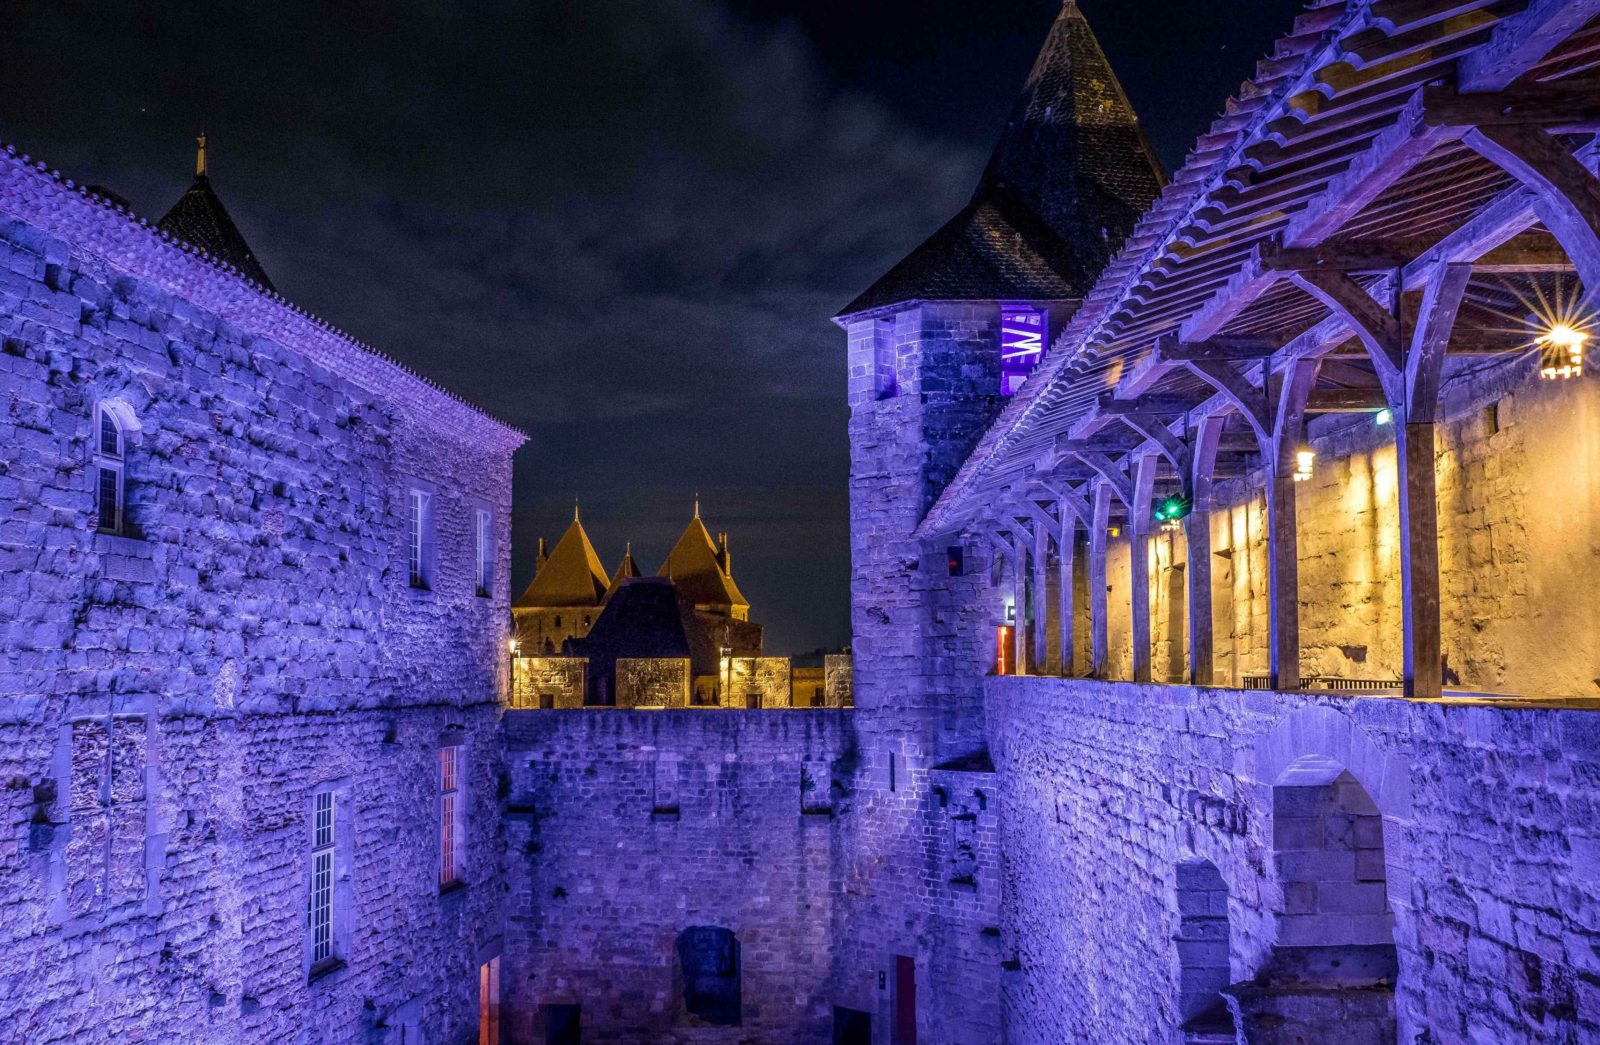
[999,305,1045,396]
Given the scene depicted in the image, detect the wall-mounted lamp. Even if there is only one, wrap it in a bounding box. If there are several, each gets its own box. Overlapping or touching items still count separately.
[1374,408,1392,426]
[1292,447,1315,483]
[1538,322,1589,380]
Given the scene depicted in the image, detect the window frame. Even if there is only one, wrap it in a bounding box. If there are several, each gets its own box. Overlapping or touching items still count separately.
[439,742,465,890]
[475,508,493,598]
[93,406,125,535]
[408,489,434,590]
[309,789,337,968]
[306,780,352,980]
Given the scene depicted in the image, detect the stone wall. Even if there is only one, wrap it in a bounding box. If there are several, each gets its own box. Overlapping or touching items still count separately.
[727,656,791,708]
[616,657,689,708]
[0,153,516,1042]
[511,657,587,709]
[824,654,854,708]
[500,709,858,1042]
[986,676,1600,1044]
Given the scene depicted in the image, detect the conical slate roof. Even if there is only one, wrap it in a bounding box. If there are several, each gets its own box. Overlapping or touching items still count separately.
[659,514,748,613]
[157,139,275,291]
[838,0,1163,318]
[514,515,610,608]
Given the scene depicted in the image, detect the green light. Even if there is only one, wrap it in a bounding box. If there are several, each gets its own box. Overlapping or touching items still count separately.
[1154,494,1192,524]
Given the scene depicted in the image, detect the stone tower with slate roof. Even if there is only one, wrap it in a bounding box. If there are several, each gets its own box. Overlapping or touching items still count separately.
[830,2,1163,1036]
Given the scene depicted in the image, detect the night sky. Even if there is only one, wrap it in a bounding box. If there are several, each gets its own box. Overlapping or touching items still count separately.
[1,0,1302,654]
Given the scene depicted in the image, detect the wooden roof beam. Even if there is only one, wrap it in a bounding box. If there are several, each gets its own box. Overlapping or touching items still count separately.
[1260,238,1427,273]
[1094,393,1194,416]
[1289,270,1404,381]
[1154,335,1278,361]
[1281,89,1462,248]
[1457,125,1600,306]
[1176,246,1279,342]
[1473,231,1575,272]
[1424,81,1600,135]
[1305,387,1390,413]
[1458,0,1600,92]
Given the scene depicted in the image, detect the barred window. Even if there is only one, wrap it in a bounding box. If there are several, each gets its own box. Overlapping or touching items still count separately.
[475,509,493,598]
[309,791,336,967]
[439,745,462,888]
[94,406,125,534]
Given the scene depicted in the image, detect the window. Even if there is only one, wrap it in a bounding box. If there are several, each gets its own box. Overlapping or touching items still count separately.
[475,509,493,598]
[310,790,336,967]
[408,490,432,589]
[305,782,351,979]
[439,744,463,888]
[478,957,501,1045]
[94,406,125,534]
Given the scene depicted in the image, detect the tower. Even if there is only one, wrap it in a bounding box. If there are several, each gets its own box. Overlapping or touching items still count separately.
[836,0,1163,750]
[157,134,276,291]
[831,2,1164,1033]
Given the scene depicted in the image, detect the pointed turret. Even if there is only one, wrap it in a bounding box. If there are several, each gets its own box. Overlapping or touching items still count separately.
[659,508,749,620]
[604,543,641,601]
[157,134,276,291]
[838,1,1163,318]
[514,509,609,609]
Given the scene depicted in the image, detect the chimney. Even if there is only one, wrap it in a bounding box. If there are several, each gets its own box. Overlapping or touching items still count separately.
[717,532,730,574]
[536,537,549,571]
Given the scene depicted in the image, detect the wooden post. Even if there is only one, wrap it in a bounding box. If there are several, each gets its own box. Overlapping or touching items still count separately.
[1012,531,1029,676]
[1032,519,1049,674]
[1266,360,1318,690]
[1265,474,1301,690]
[1396,421,1442,698]
[1395,263,1470,698]
[1089,483,1112,678]
[1058,511,1076,677]
[1187,415,1225,686]
[1129,456,1158,684]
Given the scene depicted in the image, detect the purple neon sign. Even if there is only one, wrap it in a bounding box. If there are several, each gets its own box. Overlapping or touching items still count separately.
[1000,305,1045,396]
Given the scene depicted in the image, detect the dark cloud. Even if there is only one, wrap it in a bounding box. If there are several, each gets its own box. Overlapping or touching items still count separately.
[0,0,1299,652]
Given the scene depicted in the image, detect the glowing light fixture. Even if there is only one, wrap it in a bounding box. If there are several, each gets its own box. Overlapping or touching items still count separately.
[1375,408,1392,425]
[507,637,520,655]
[1537,322,1589,380]
[1292,447,1315,483]
[1154,494,1191,533]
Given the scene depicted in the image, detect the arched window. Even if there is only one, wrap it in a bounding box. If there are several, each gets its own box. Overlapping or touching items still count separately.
[94,405,125,534]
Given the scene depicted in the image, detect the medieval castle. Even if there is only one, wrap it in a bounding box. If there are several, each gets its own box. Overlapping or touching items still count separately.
[3,1,1599,1043]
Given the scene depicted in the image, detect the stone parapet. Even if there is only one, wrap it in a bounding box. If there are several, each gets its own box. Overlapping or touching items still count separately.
[985,676,1600,1044]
